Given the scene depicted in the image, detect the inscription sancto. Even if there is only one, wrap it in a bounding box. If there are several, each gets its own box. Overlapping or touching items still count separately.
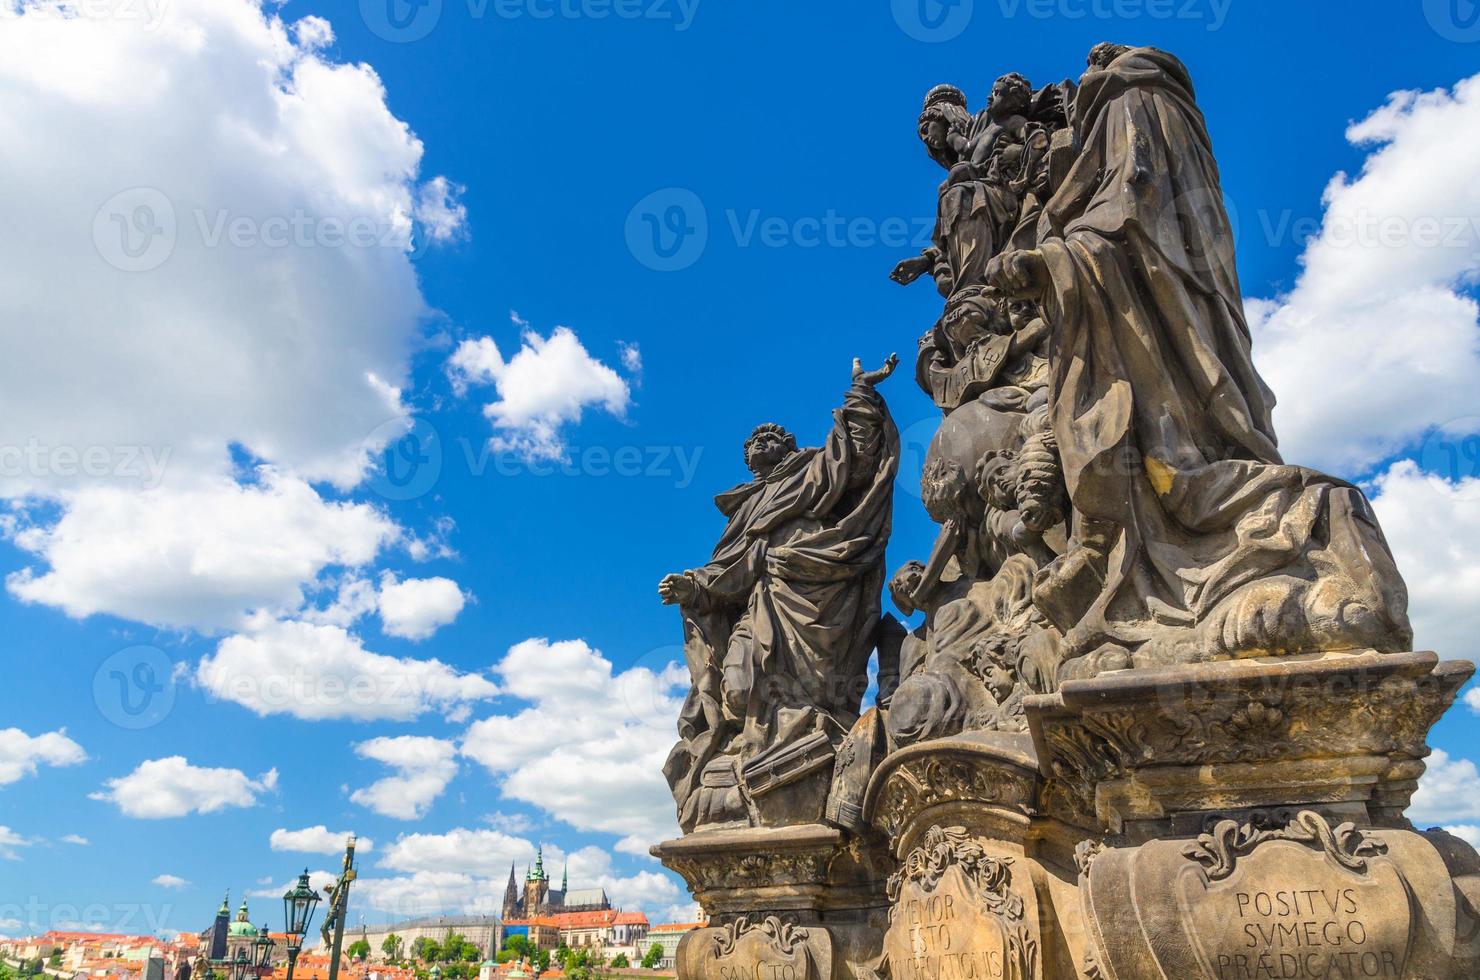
[701,916,831,980]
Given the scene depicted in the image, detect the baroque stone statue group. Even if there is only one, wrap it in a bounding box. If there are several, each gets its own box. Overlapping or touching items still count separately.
[652,44,1478,980]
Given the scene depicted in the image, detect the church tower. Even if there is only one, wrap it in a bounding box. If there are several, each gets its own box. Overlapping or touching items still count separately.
[501,862,520,920]
[523,847,549,915]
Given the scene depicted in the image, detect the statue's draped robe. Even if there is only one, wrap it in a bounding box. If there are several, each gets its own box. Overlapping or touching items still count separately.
[665,384,898,831]
[1035,47,1410,664]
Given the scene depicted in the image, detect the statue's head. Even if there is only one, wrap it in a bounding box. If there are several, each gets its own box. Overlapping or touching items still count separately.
[1007,298,1038,332]
[922,456,972,525]
[970,634,1020,703]
[889,560,927,616]
[918,84,970,168]
[988,73,1032,119]
[976,449,1018,511]
[1086,42,1130,70]
[942,285,1010,340]
[744,422,797,477]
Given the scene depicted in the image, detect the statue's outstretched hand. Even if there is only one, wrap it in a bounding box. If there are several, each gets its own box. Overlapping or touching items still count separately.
[890,253,932,285]
[853,353,900,388]
[658,573,698,606]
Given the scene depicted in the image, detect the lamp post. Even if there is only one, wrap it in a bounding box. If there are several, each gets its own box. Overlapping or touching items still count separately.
[282,870,321,980]
[230,948,251,980]
[254,925,275,977]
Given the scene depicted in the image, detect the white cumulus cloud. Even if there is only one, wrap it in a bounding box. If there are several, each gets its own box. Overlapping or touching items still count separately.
[0,0,461,496]
[448,327,631,461]
[461,638,686,849]
[379,827,536,877]
[1248,73,1480,474]
[152,874,190,890]
[91,756,278,818]
[349,735,457,820]
[7,472,398,631]
[1367,461,1480,663]
[364,831,681,918]
[0,727,86,785]
[270,826,373,855]
[377,573,466,641]
[1411,748,1480,825]
[197,618,495,721]
[0,0,466,641]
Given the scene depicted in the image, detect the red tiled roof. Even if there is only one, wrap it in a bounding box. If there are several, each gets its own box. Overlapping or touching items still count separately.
[40,933,144,943]
[542,911,617,929]
[648,923,703,933]
[612,914,648,926]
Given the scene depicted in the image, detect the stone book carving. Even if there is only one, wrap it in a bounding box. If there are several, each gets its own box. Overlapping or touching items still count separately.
[654,42,1478,980]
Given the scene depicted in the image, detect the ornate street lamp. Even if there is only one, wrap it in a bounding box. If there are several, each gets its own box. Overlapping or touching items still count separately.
[254,925,276,975]
[230,947,252,980]
[282,870,321,980]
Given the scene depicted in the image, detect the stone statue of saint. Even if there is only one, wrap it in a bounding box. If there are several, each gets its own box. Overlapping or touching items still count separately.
[659,356,901,831]
[983,44,1411,675]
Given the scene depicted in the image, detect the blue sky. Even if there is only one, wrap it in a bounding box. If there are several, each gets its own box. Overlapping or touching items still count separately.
[1,0,1480,940]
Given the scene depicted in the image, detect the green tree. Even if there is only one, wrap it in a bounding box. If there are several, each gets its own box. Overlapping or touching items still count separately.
[501,935,531,961]
[382,934,404,963]
[533,950,551,973]
[554,946,572,969]
[412,937,441,963]
[347,940,371,962]
[640,944,663,970]
[610,954,629,969]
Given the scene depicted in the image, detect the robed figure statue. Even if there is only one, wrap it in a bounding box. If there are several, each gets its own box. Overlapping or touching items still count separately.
[659,356,901,831]
[986,45,1410,675]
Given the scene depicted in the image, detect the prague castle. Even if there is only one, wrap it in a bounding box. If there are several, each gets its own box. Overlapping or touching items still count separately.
[500,848,609,920]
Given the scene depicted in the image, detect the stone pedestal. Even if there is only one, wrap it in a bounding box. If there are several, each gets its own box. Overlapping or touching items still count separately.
[659,652,1480,980]
[652,824,893,980]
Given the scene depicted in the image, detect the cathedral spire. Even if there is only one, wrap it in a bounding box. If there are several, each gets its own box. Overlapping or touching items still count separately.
[561,859,568,894]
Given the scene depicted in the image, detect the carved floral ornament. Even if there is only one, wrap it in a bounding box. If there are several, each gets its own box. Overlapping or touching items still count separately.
[711,915,810,959]
[868,751,1036,841]
[1182,809,1388,881]
[887,825,1025,923]
[665,850,831,893]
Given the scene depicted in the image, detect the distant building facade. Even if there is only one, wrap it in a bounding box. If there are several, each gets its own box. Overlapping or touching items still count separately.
[646,923,703,971]
[341,916,503,964]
